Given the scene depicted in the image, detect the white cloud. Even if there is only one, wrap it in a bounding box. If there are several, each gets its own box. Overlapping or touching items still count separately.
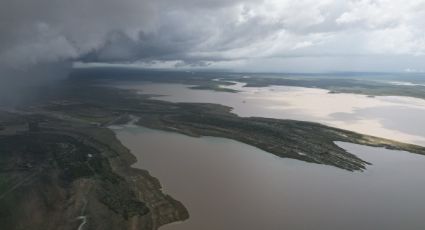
[2,0,425,73]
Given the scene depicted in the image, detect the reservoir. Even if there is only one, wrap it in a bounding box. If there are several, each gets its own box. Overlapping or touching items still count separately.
[114,126,425,230]
[111,81,425,230]
[115,82,425,145]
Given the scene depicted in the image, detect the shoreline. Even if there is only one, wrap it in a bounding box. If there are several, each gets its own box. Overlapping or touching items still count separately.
[113,123,425,230]
[0,111,189,230]
[2,77,425,229]
[118,81,425,146]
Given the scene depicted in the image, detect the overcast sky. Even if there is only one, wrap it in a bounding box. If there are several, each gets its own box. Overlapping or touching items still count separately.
[2,0,425,73]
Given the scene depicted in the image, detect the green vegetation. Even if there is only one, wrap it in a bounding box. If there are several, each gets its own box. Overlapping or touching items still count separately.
[0,175,10,194]
[189,83,239,93]
[70,67,238,93]
[225,74,425,99]
[2,68,425,229]
[70,67,425,99]
[37,80,425,171]
[0,111,188,230]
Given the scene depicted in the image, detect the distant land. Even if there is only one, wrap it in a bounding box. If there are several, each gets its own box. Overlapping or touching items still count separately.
[1,68,425,229]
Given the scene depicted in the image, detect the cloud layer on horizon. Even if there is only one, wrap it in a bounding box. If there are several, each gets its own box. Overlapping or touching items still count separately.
[2,0,425,73]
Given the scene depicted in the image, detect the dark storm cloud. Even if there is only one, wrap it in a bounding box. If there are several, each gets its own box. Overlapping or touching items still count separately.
[79,6,286,64]
[2,0,291,76]
[0,0,263,104]
[0,0,262,65]
[1,0,425,86]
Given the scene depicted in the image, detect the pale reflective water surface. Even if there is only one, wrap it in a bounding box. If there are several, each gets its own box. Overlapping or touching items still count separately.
[115,82,425,145]
[112,81,425,230]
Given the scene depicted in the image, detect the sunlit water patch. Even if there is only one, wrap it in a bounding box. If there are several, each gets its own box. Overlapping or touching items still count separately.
[114,82,425,145]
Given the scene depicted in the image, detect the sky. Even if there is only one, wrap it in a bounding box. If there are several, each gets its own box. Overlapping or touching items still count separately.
[1,0,425,80]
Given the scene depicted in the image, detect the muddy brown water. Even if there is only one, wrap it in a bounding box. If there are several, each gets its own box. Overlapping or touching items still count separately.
[111,81,425,229]
[114,126,425,230]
